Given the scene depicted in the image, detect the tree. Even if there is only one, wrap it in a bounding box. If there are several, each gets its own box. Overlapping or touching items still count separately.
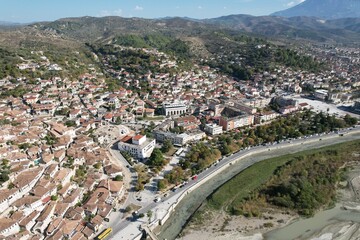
[0,173,9,183]
[93,162,102,169]
[147,148,165,168]
[220,143,231,155]
[164,166,185,184]
[57,184,63,191]
[161,139,174,153]
[124,206,132,212]
[135,182,144,191]
[18,143,31,150]
[115,116,122,125]
[200,117,207,130]
[157,179,168,191]
[344,114,358,126]
[8,182,14,189]
[51,195,58,201]
[114,175,123,181]
[64,120,76,127]
[147,210,153,223]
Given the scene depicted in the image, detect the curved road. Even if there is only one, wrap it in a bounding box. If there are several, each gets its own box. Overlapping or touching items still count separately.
[109,127,360,240]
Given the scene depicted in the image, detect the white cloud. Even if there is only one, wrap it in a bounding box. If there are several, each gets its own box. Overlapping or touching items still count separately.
[97,9,122,17]
[286,0,305,7]
[198,6,203,9]
[135,5,144,11]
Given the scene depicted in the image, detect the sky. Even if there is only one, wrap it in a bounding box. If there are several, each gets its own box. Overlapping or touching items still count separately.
[0,0,305,23]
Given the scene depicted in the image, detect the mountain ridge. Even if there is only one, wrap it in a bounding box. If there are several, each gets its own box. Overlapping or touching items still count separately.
[272,0,360,20]
[2,14,360,49]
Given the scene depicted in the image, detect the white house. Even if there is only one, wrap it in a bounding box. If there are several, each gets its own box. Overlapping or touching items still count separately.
[32,202,56,234]
[0,218,20,237]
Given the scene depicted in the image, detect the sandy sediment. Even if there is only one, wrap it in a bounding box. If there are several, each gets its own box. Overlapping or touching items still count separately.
[178,209,295,240]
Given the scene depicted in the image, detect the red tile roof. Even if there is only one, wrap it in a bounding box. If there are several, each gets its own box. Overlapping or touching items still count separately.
[120,135,132,143]
[132,135,144,141]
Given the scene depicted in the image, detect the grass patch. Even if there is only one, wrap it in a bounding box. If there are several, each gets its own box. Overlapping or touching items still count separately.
[207,139,360,216]
[207,154,291,211]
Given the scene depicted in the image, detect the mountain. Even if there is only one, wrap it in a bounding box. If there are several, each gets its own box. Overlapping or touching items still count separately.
[203,14,360,44]
[24,15,360,45]
[2,14,360,50]
[272,0,360,19]
[29,16,210,42]
[0,21,22,26]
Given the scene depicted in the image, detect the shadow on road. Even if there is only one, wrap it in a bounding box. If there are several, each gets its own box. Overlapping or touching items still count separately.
[338,106,360,116]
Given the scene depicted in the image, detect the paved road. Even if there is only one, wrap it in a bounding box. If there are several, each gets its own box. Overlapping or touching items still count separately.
[110,126,360,240]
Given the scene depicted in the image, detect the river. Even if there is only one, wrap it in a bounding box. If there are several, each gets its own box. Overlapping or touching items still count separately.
[158,132,360,240]
[266,165,360,240]
[265,204,360,240]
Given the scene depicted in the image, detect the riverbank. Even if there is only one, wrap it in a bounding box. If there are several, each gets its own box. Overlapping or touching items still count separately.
[179,208,295,240]
[176,139,360,240]
[265,162,360,240]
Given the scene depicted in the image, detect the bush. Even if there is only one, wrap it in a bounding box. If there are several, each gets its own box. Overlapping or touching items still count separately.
[114,175,123,181]
[51,195,58,201]
[157,179,168,190]
[93,162,102,169]
[125,206,132,212]
[264,222,274,228]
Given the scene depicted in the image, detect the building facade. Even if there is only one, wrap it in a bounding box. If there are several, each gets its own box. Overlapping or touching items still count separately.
[219,115,254,131]
[153,131,191,146]
[118,135,155,159]
[204,124,223,135]
[163,102,187,116]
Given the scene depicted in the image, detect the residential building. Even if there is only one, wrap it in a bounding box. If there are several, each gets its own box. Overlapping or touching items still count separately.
[255,111,279,124]
[219,115,254,131]
[0,218,20,237]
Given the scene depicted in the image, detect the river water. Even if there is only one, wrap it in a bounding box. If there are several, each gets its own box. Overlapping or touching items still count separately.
[265,204,360,240]
[158,132,360,240]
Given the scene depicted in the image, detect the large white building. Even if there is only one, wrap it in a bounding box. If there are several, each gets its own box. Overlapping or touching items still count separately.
[118,135,155,159]
[163,102,187,116]
[204,124,223,135]
[154,131,191,147]
[314,90,328,100]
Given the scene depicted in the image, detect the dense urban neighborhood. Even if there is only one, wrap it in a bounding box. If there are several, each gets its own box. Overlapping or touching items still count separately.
[0,13,360,240]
